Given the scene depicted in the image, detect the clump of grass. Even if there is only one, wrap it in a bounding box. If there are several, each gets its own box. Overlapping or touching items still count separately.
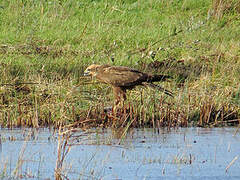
[209,0,240,19]
[54,124,100,179]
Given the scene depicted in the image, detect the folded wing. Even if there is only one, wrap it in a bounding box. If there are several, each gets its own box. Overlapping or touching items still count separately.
[96,66,148,87]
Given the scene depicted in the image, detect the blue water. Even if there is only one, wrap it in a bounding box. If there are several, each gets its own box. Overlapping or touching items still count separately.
[0,128,240,179]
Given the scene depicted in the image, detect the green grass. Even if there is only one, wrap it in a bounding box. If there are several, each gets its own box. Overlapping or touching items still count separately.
[0,0,239,128]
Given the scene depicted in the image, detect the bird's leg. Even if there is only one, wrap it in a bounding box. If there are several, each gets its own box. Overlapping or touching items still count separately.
[119,89,126,108]
[112,87,126,108]
[112,87,121,107]
[122,90,127,107]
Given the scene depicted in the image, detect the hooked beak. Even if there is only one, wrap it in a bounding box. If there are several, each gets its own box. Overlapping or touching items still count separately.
[83,70,90,76]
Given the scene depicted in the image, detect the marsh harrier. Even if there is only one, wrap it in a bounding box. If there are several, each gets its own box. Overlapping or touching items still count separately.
[84,64,173,105]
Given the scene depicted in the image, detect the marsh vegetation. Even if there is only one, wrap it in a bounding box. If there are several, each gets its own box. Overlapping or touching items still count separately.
[0,0,239,128]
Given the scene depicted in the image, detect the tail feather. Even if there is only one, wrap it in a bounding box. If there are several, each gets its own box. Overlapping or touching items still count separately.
[148,74,172,82]
[142,82,174,97]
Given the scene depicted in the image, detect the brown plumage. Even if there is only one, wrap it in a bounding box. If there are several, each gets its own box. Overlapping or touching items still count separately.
[84,64,173,105]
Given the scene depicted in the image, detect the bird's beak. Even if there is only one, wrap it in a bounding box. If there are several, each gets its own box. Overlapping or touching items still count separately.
[83,70,89,76]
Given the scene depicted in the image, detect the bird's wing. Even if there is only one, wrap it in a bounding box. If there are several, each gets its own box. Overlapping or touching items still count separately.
[96,66,147,87]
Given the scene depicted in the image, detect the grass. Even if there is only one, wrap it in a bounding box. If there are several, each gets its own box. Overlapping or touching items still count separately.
[0,0,239,128]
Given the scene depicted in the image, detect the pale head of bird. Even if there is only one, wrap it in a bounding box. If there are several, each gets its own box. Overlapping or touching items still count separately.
[83,64,101,77]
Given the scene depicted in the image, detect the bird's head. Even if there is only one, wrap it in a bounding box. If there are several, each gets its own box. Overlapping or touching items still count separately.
[84,64,101,77]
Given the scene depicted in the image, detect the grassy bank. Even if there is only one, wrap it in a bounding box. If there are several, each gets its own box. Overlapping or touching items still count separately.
[0,0,239,128]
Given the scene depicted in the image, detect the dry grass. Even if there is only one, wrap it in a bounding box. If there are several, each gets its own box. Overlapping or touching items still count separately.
[54,124,99,180]
[210,0,240,19]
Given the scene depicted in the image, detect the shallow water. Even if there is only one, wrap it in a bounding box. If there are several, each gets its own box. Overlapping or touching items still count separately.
[0,128,240,179]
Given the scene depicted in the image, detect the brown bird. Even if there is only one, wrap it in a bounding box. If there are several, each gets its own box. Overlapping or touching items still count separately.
[84,64,173,105]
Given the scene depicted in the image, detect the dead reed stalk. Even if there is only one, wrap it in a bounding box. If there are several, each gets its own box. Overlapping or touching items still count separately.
[225,155,239,173]
[55,125,72,180]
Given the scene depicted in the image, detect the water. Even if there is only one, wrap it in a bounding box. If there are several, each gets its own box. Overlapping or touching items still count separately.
[0,128,240,179]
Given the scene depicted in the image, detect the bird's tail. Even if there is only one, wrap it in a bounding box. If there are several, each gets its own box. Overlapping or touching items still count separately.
[148,74,172,82]
[142,82,174,97]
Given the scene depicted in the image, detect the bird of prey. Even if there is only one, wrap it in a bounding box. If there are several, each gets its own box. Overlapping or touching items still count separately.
[84,64,173,105]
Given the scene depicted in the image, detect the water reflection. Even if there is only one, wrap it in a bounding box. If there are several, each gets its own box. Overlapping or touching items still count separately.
[0,128,240,179]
